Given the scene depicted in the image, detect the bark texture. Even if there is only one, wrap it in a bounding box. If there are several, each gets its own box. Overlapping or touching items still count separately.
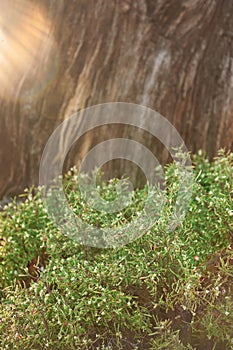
[0,0,232,197]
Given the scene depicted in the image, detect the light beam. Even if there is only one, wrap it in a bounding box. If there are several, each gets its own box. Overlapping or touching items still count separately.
[0,0,58,100]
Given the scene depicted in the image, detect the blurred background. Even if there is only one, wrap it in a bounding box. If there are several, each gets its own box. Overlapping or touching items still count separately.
[0,0,232,199]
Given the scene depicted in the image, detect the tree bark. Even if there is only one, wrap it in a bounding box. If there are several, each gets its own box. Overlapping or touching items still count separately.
[0,0,232,197]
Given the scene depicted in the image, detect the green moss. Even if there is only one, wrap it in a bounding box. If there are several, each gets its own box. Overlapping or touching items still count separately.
[0,150,232,349]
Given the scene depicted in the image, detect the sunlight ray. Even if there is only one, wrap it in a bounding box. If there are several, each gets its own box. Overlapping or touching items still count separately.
[0,0,58,100]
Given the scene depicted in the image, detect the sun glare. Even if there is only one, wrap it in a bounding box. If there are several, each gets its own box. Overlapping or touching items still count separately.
[0,0,57,100]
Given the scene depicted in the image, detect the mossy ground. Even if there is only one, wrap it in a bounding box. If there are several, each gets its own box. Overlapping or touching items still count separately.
[0,150,232,349]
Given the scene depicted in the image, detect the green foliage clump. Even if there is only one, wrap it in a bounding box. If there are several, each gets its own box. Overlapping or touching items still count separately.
[0,150,232,349]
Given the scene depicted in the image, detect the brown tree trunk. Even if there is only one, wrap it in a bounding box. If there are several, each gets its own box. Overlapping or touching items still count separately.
[0,0,232,197]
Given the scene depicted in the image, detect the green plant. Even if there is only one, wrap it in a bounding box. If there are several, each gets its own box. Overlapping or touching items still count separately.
[0,150,232,349]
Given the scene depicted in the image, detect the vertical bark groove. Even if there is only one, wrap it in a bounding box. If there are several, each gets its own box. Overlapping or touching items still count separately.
[0,0,232,197]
